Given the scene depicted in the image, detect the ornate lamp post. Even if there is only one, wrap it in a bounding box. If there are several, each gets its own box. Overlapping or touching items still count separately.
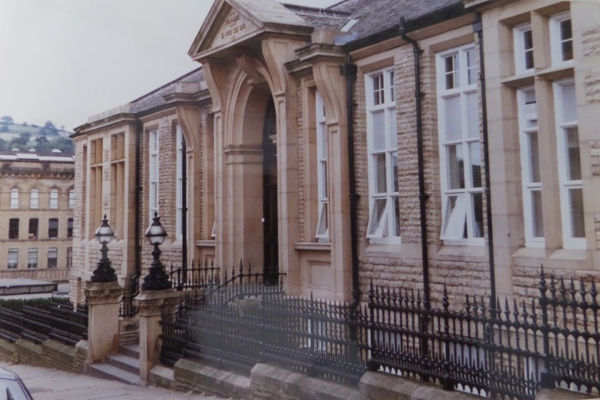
[142,211,171,290]
[91,214,117,282]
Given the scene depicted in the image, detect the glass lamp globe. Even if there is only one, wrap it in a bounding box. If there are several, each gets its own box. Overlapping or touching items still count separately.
[94,215,115,245]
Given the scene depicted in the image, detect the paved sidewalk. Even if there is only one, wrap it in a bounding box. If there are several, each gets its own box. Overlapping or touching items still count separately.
[0,362,227,400]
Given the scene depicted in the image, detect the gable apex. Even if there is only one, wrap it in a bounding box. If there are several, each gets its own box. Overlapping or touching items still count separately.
[188,0,312,61]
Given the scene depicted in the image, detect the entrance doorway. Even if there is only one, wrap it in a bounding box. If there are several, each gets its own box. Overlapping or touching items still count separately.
[262,100,278,281]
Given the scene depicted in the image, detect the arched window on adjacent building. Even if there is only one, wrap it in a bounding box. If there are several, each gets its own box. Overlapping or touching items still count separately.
[30,189,39,209]
[10,188,19,209]
[49,188,58,209]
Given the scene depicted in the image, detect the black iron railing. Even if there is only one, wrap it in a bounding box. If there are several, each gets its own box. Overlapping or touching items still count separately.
[160,268,600,398]
[119,273,140,318]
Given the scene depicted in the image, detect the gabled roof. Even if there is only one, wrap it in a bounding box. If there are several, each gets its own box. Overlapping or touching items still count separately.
[188,0,312,60]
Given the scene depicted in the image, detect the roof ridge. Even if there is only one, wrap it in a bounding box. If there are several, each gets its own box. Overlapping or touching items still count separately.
[130,66,203,105]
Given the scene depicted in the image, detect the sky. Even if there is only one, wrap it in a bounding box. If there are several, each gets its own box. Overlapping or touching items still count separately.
[0,0,338,131]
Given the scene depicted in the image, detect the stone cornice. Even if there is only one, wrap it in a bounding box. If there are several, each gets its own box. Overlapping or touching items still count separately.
[286,43,345,76]
[0,165,74,179]
[72,113,137,138]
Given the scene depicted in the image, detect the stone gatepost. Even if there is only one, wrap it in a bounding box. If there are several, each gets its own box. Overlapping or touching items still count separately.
[85,281,123,363]
[134,289,180,381]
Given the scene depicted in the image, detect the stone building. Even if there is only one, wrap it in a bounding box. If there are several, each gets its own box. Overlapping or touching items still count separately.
[0,152,74,282]
[70,0,600,307]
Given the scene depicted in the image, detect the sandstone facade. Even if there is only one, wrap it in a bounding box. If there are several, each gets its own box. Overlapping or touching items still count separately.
[70,0,600,308]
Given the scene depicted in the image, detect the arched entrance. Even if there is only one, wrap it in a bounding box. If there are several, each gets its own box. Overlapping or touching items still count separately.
[222,79,279,278]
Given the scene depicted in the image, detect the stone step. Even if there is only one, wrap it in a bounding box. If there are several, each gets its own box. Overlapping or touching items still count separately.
[119,344,140,359]
[119,330,139,346]
[107,353,140,375]
[88,362,144,386]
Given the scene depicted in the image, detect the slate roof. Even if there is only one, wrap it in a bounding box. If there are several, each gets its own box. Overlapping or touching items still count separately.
[283,0,464,42]
[129,67,205,114]
[332,0,464,42]
[281,4,350,30]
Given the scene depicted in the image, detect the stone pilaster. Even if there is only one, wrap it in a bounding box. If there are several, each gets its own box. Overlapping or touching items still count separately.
[134,289,180,381]
[85,281,123,363]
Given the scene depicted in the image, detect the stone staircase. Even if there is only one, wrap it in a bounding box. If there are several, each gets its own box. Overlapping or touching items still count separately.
[89,344,144,385]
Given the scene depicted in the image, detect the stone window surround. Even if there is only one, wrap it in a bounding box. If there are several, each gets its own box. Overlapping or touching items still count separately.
[513,22,534,74]
[27,248,38,269]
[549,11,573,67]
[148,129,159,224]
[314,90,329,242]
[68,189,75,210]
[175,124,186,242]
[47,247,58,269]
[516,86,545,248]
[7,248,18,269]
[501,3,585,252]
[30,188,39,209]
[365,67,400,243]
[554,78,584,249]
[49,188,59,209]
[436,43,484,246]
[10,187,19,209]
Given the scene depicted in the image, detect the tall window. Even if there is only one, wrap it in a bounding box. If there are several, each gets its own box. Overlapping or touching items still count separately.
[7,249,18,269]
[29,218,39,239]
[47,248,58,269]
[315,90,329,240]
[365,68,400,241]
[8,218,19,239]
[514,23,534,74]
[48,218,58,239]
[550,12,573,65]
[517,87,544,246]
[49,188,58,209]
[10,188,19,209]
[68,190,75,209]
[437,44,483,244]
[27,249,38,269]
[175,125,187,241]
[149,130,159,222]
[30,189,39,209]
[66,247,72,269]
[67,218,74,239]
[554,79,584,248]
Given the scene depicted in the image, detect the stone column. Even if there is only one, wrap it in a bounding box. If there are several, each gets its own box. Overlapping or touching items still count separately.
[134,289,180,381]
[85,281,123,363]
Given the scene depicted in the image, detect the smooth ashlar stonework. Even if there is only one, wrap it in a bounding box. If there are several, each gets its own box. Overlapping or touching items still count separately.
[85,281,123,363]
[135,289,180,381]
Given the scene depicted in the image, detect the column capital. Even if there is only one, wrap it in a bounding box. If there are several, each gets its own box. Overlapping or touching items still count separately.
[85,281,122,305]
[134,289,180,317]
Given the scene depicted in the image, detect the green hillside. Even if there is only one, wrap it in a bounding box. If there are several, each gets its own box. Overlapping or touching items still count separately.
[0,116,74,155]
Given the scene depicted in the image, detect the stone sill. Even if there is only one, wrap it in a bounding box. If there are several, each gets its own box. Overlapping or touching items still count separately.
[295,241,331,252]
[195,240,216,248]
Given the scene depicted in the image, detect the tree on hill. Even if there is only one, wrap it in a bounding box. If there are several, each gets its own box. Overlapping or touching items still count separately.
[0,138,7,151]
[9,132,31,150]
[50,136,74,155]
[40,121,58,136]
[1,116,13,124]
[0,125,8,133]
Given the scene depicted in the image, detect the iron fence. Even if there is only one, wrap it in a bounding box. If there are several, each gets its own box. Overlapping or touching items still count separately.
[119,273,140,318]
[160,268,600,399]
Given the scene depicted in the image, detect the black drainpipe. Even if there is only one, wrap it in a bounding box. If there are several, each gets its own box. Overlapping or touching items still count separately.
[181,136,188,283]
[473,13,496,306]
[399,17,430,310]
[340,57,360,308]
[134,120,142,279]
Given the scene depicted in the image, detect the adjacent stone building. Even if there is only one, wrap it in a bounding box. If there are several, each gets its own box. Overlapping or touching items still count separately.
[70,0,600,307]
[0,152,74,282]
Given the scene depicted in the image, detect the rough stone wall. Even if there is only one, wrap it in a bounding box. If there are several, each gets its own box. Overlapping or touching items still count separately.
[0,338,87,373]
[354,42,491,308]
